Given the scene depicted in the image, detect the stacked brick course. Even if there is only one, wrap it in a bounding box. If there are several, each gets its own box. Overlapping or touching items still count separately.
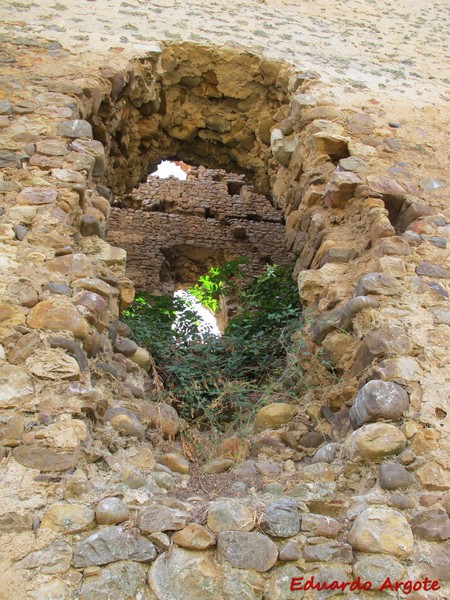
[108,166,292,292]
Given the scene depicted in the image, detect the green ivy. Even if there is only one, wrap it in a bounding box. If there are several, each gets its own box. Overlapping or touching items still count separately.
[123,259,302,427]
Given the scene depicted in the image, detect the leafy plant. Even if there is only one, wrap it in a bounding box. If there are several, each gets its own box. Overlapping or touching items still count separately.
[188,256,248,313]
[123,259,302,429]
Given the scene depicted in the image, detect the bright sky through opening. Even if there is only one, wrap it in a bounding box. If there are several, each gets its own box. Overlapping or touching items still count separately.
[173,290,221,337]
[151,160,187,180]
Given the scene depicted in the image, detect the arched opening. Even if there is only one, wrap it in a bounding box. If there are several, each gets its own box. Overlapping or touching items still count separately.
[98,42,373,430]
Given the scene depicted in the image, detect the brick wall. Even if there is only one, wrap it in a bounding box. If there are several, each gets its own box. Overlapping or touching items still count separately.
[107,166,293,293]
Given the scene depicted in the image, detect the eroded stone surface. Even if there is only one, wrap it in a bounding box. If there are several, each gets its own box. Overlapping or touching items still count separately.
[73,525,157,567]
[347,423,407,461]
[217,531,278,572]
[349,380,409,429]
[207,499,255,533]
[261,499,300,538]
[348,507,414,557]
[149,548,222,600]
[138,505,188,533]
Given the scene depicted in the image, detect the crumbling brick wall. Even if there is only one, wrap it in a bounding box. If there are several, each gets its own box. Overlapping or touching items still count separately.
[107,166,293,293]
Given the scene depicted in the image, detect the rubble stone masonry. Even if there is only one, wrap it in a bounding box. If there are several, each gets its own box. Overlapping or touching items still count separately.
[0,35,448,600]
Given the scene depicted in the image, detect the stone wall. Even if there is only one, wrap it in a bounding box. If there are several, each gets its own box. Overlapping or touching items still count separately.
[0,39,449,599]
[107,166,292,293]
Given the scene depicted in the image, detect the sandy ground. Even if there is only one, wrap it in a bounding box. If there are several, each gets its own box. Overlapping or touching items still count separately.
[0,0,448,107]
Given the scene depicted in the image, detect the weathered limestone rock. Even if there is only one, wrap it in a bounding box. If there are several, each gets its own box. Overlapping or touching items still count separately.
[14,541,72,574]
[313,131,349,158]
[414,542,450,582]
[8,281,39,307]
[70,139,106,176]
[270,128,297,167]
[261,498,300,538]
[323,171,361,207]
[158,452,190,473]
[378,255,407,277]
[202,458,234,474]
[410,508,450,541]
[114,337,138,356]
[367,174,406,199]
[430,307,450,325]
[0,303,26,328]
[58,119,93,139]
[148,548,222,600]
[36,139,69,155]
[80,214,104,238]
[12,446,77,471]
[79,561,148,600]
[301,513,342,537]
[22,415,88,451]
[416,261,450,279]
[409,428,440,455]
[443,494,450,516]
[138,505,188,533]
[349,380,409,429]
[370,356,421,384]
[217,531,278,572]
[28,299,89,338]
[28,579,71,600]
[353,555,405,589]
[130,346,152,370]
[351,323,412,374]
[41,503,95,533]
[312,443,341,464]
[172,524,216,550]
[299,462,335,483]
[95,497,129,525]
[417,462,450,490]
[127,447,156,471]
[26,349,80,380]
[348,507,413,557]
[207,499,255,533]
[47,253,93,277]
[0,416,25,447]
[222,564,265,599]
[302,541,353,562]
[42,282,73,296]
[73,525,157,567]
[347,423,407,461]
[301,106,341,125]
[16,187,58,205]
[354,272,402,296]
[76,290,109,322]
[0,364,34,408]
[105,407,145,439]
[255,403,294,431]
[278,541,301,562]
[379,463,414,490]
[265,565,305,599]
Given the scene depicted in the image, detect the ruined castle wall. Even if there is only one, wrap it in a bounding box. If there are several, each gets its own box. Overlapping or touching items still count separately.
[0,40,449,599]
[107,168,292,292]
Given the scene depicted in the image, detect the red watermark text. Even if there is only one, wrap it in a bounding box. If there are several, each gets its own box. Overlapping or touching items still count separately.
[290,576,441,595]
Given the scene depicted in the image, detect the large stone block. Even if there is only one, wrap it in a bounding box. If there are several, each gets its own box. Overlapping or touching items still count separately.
[349,380,409,428]
[348,507,413,557]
